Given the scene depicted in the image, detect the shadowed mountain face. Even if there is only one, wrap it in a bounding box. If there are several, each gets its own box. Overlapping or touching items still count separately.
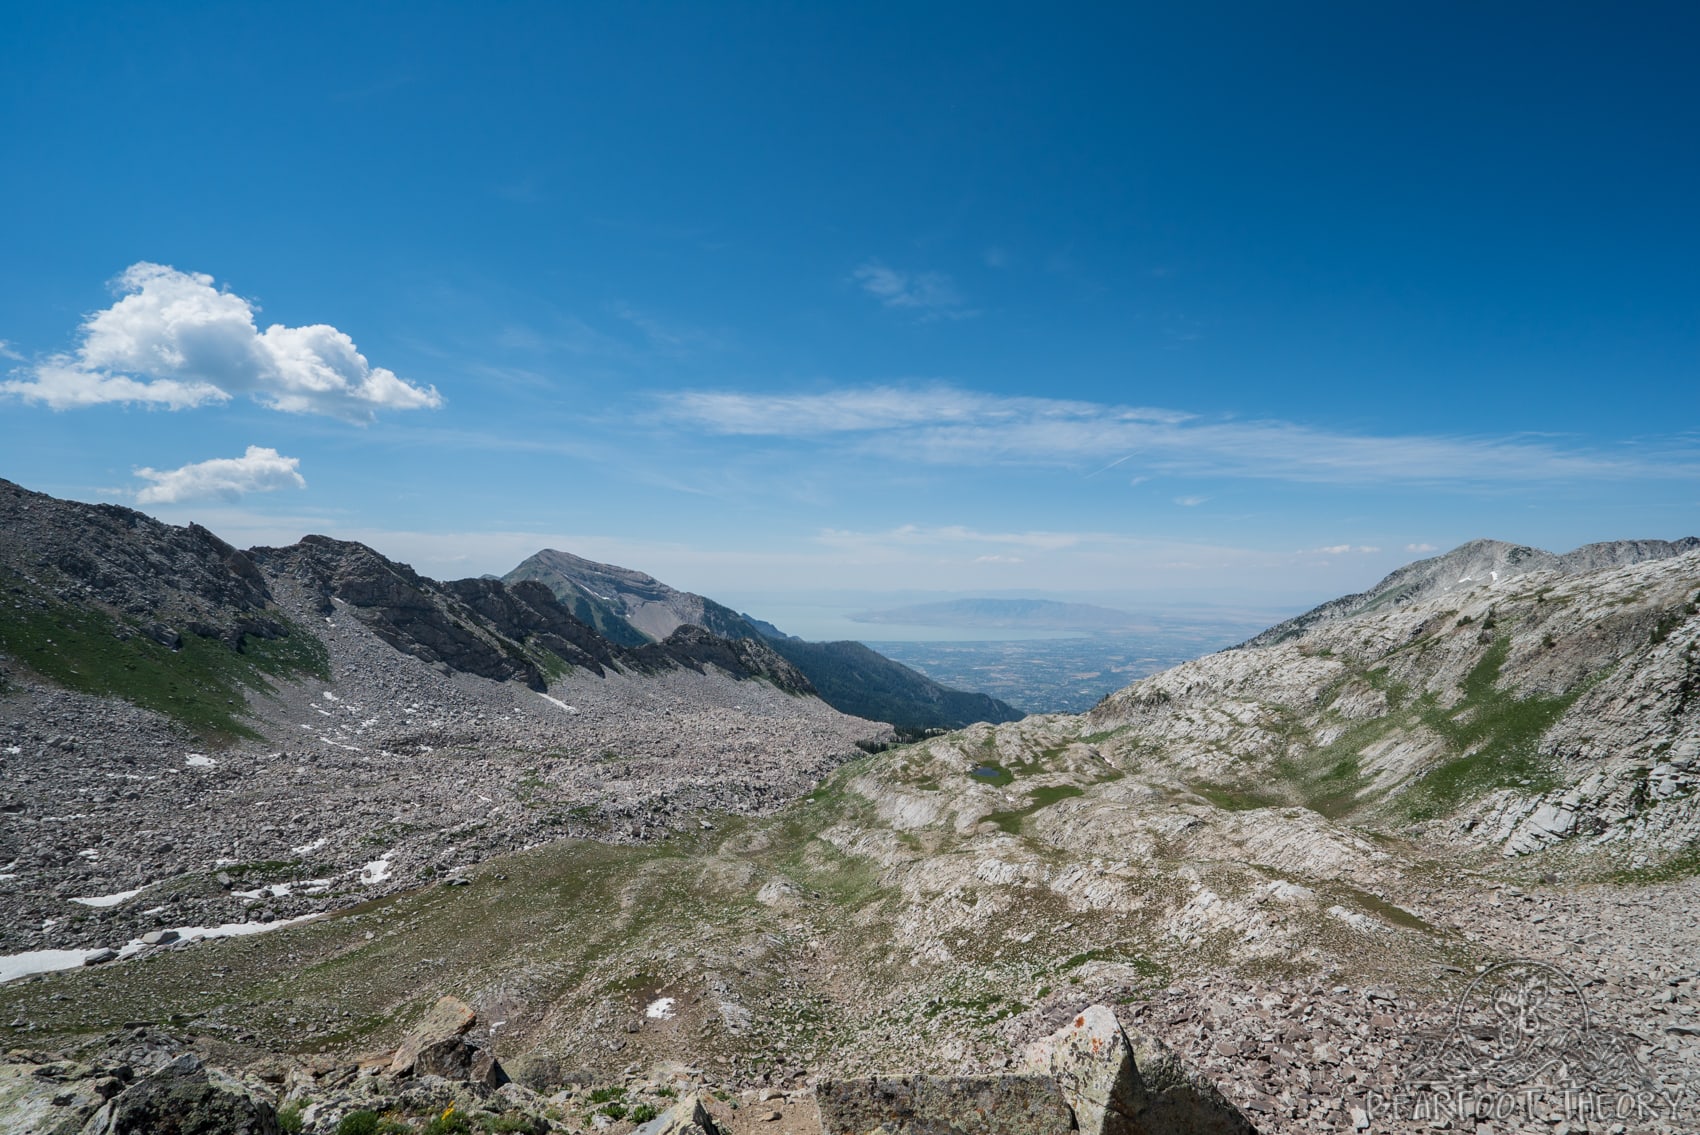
[1240,536,1700,649]
[754,636,1024,733]
[506,549,1025,732]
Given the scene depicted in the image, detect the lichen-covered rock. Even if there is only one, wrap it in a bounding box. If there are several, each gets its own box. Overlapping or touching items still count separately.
[502,1050,563,1094]
[0,1057,119,1135]
[79,1054,281,1135]
[815,1075,1074,1135]
[1025,1005,1255,1135]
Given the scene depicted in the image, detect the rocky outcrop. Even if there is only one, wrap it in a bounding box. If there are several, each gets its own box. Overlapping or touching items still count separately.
[633,1095,724,1135]
[1025,1006,1254,1135]
[1088,546,1700,864]
[1241,536,1699,648]
[0,1054,124,1135]
[387,995,507,1088]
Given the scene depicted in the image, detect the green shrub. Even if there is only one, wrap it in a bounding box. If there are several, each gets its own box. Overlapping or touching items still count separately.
[628,1103,660,1124]
[423,1108,474,1135]
[337,1113,381,1135]
[278,1100,305,1135]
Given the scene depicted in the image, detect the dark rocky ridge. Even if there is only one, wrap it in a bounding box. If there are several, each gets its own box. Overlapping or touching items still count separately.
[253,535,561,690]
[1240,536,1700,649]
[0,477,813,706]
[251,537,813,695]
[0,477,284,648]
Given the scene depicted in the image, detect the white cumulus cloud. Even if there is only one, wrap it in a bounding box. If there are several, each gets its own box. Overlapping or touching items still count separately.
[2,263,442,423]
[134,446,307,505]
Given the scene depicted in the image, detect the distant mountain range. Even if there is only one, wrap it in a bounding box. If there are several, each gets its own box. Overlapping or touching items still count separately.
[850,598,1146,632]
[504,551,1024,733]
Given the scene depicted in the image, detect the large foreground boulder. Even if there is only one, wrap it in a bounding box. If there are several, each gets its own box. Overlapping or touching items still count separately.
[816,1075,1075,1135]
[79,1054,281,1135]
[1024,1006,1255,1135]
[390,995,478,1075]
[632,1094,723,1135]
[412,1035,509,1088]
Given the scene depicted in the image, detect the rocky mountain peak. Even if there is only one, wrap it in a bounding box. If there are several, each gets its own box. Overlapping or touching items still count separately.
[1241,534,1700,648]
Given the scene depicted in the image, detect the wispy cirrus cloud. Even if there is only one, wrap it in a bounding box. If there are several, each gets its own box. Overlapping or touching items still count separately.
[667,385,1184,436]
[2,263,442,423]
[851,261,976,319]
[133,446,307,504]
[664,384,1694,486]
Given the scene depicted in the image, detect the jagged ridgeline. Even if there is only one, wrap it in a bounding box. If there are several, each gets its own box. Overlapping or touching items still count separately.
[0,479,814,739]
[505,548,1024,732]
[0,479,330,738]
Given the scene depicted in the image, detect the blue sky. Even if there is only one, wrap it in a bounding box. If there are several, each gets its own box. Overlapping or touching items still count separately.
[3,2,1697,629]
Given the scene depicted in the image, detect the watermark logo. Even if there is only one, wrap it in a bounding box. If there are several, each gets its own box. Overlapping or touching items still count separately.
[1365,960,1692,1125]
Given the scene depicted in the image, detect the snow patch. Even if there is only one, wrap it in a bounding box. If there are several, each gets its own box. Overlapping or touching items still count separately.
[3,746,19,755]
[291,837,328,857]
[0,914,324,984]
[360,856,393,885]
[645,997,677,1020]
[537,692,580,714]
[185,754,216,768]
[234,880,328,900]
[0,949,105,984]
[116,914,324,958]
[70,885,150,908]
